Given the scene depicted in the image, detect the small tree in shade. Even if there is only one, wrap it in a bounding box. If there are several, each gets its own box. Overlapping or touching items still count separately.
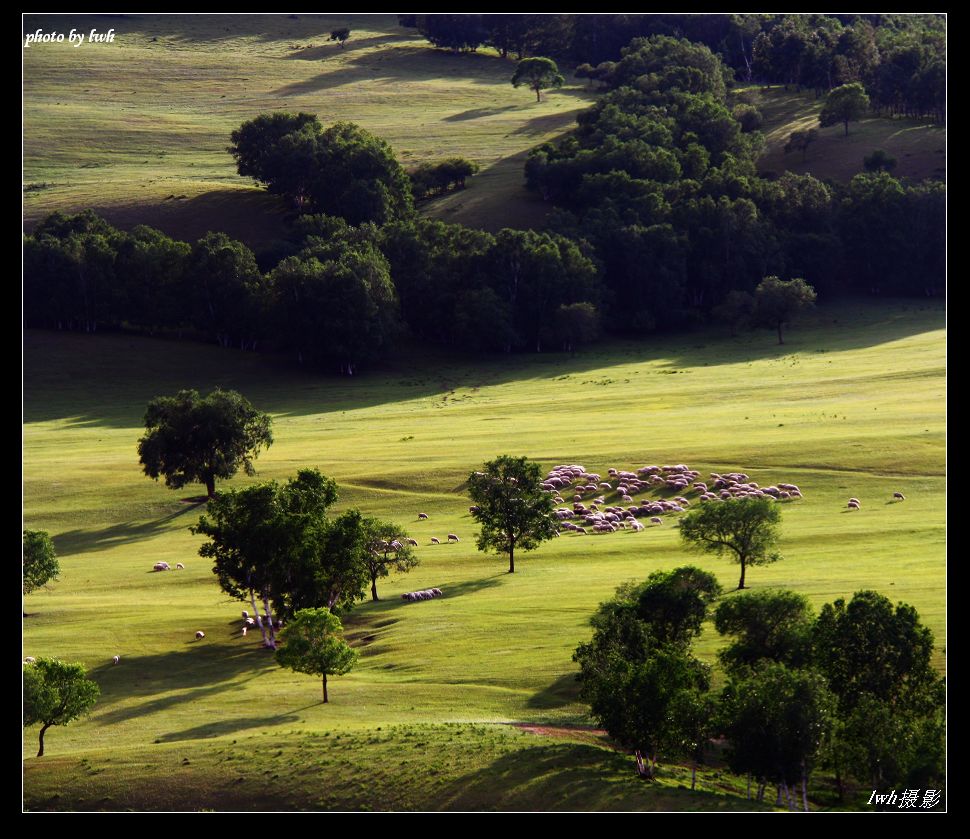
[23,658,100,757]
[863,149,897,173]
[679,497,783,590]
[275,608,358,703]
[361,517,419,601]
[329,28,350,48]
[784,128,818,162]
[468,455,558,573]
[753,276,816,345]
[512,57,564,102]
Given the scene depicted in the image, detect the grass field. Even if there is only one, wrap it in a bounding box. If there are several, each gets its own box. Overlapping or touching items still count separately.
[23,300,945,810]
[23,13,593,246]
[753,86,946,182]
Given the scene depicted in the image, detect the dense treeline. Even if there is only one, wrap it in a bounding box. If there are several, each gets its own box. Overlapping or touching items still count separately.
[24,209,603,370]
[403,14,945,123]
[525,36,944,332]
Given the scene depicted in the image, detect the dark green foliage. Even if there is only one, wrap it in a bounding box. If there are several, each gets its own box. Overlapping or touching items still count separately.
[409,157,480,199]
[511,57,564,102]
[329,27,350,47]
[819,82,870,136]
[138,388,273,498]
[468,455,558,573]
[553,302,600,352]
[714,589,814,672]
[732,103,763,132]
[23,530,60,596]
[229,114,413,225]
[679,497,783,590]
[275,608,358,702]
[783,128,818,161]
[630,567,723,648]
[23,658,100,757]
[416,14,487,52]
[753,276,816,344]
[719,662,835,809]
[863,148,897,172]
[712,289,755,335]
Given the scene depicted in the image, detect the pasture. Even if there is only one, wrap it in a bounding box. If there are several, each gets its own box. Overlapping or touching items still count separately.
[23,13,594,246]
[23,299,945,810]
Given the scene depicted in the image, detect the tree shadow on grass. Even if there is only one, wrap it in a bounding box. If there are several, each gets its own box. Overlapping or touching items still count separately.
[353,572,506,616]
[156,712,303,742]
[526,671,582,710]
[53,501,206,557]
[442,105,520,122]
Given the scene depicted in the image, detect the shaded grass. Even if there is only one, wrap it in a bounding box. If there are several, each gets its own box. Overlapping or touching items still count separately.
[753,86,946,182]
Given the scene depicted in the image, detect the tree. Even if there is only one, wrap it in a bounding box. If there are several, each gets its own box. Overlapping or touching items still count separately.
[714,589,814,672]
[468,455,558,573]
[23,530,60,596]
[138,388,273,498]
[275,608,358,703]
[719,661,835,810]
[553,302,600,353]
[783,128,818,161]
[753,276,816,345]
[23,658,100,757]
[679,496,783,590]
[361,518,419,601]
[819,82,870,136]
[329,27,350,48]
[511,57,564,102]
[863,148,897,173]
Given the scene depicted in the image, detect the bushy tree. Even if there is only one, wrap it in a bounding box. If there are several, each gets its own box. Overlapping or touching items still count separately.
[275,608,358,702]
[468,455,558,573]
[679,496,783,590]
[138,388,273,498]
[753,276,816,344]
[23,658,100,757]
[329,27,350,48]
[863,148,897,173]
[23,530,60,597]
[714,589,814,672]
[361,518,419,601]
[783,128,818,161]
[819,82,870,136]
[511,57,565,102]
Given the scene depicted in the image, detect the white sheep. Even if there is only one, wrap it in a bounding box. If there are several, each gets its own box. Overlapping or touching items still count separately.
[242,626,248,637]
[195,631,206,640]
[112,655,120,665]
[893,491,906,501]
[418,513,429,520]
[153,561,170,572]
[176,563,185,570]
[24,656,36,664]
[447,534,460,542]
[430,537,440,544]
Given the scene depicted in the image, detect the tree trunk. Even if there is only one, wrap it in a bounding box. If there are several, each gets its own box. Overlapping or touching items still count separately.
[535,87,541,103]
[746,774,751,800]
[737,558,747,589]
[776,785,783,807]
[261,595,276,649]
[205,476,216,498]
[801,768,809,812]
[843,119,849,136]
[371,574,379,601]
[322,672,329,703]
[250,589,268,646]
[691,763,697,790]
[38,723,51,757]
[508,543,515,574]
[777,322,784,345]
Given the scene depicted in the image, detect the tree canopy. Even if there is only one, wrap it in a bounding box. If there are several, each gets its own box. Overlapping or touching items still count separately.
[23,529,60,596]
[512,57,565,102]
[679,496,783,590]
[23,658,100,757]
[819,82,871,136]
[468,455,558,573]
[361,518,419,601]
[753,276,816,345]
[275,608,358,702]
[138,388,273,498]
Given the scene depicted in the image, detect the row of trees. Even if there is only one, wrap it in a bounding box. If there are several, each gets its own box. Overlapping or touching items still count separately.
[575,573,945,806]
[404,14,944,123]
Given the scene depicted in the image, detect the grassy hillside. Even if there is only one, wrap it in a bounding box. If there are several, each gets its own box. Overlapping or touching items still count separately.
[23,13,593,245]
[23,300,945,810]
[753,86,946,182]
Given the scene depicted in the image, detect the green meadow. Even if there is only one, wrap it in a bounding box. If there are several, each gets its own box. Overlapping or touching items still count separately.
[23,13,594,246]
[23,300,945,810]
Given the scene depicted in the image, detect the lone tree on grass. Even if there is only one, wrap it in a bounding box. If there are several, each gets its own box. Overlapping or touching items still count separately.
[23,529,60,598]
[819,82,870,137]
[679,497,783,590]
[23,658,100,757]
[753,276,816,345]
[275,607,358,703]
[512,57,564,102]
[138,388,273,498]
[784,128,818,162]
[362,518,419,601]
[468,455,558,573]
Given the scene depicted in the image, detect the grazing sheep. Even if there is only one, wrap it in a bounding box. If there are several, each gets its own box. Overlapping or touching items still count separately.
[848,497,861,505]
[847,501,860,509]
[176,563,185,570]
[242,610,249,619]
[893,492,906,501]
[418,513,429,520]
[447,534,460,542]
[469,506,480,514]
[24,656,35,664]
[112,655,120,665]
[245,618,255,626]
[430,537,440,544]
[153,561,170,572]
[195,631,206,640]
[406,538,419,547]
